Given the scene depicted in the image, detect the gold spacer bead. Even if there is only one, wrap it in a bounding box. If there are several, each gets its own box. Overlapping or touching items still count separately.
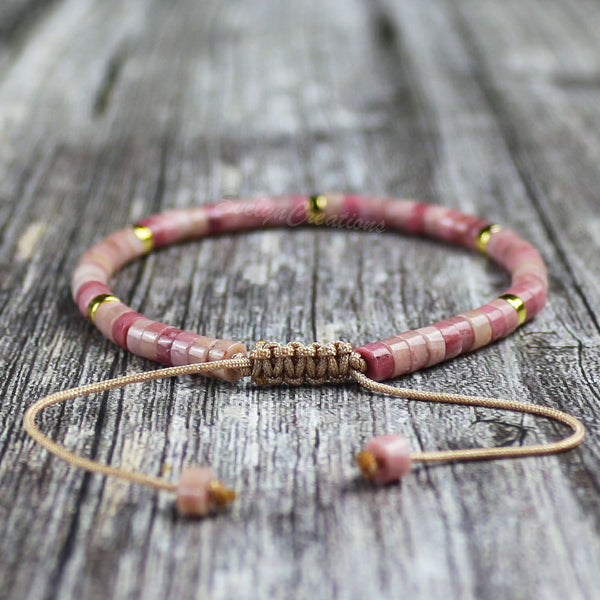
[207,480,237,509]
[133,225,154,253]
[307,195,327,225]
[476,223,503,254]
[88,294,120,324]
[355,449,378,480]
[499,293,527,326]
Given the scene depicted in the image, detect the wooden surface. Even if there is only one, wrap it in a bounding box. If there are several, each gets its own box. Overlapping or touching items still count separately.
[1,1,600,599]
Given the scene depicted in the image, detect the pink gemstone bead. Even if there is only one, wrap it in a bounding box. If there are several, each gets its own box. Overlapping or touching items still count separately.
[383,336,412,378]
[75,281,112,317]
[363,434,412,484]
[176,466,218,517]
[155,326,184,365]
[93,300,130,342]
[355,341,395,381]
[433,319,464,359]
[479,302,509,341]
[397,330,429,371]
[416,326,446,367]
[382,199,421,233]
[460,309,493,350]
[112,311,144,348]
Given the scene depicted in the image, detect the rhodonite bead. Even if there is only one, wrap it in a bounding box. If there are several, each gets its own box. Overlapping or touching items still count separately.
[176,467,236,517]
[175,467,216,517]
[432,318,464,359]
[396,330,429,372]
[460,309,493,350]
[355,341,395,381]
[112,311,144,348]
[357,435,413,484]
[417,326,446,367]
[75,281,112,317]
[93,301,130,341]
[383,336,412,378]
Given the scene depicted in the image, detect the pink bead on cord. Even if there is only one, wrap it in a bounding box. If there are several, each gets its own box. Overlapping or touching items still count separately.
[72,194,547,384]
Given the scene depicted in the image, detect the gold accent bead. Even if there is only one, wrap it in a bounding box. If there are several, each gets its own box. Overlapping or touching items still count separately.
[88,294,120,324]
[133,225,154,253]
[307,195,327,225]
[355,449,378,480]
[476,223,503,254]
[499,293,527,326]
[207,480,237,508]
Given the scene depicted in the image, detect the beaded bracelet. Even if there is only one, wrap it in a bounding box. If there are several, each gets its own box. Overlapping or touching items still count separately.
[24,194,584,518]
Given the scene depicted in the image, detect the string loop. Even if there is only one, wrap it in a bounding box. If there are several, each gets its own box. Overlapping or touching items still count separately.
[23,341,585,497]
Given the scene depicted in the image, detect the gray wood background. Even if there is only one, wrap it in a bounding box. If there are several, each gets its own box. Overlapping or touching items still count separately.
[1,1,600,599]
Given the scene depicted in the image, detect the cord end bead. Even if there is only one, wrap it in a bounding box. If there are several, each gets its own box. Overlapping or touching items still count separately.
[176,466,236,517]
[356,435,412,484]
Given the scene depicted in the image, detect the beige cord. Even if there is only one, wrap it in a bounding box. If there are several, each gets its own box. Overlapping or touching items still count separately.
[23,342,585,493]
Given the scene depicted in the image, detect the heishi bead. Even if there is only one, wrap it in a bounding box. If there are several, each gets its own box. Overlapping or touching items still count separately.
[155,327,185,365]
[512,259,548,289]
[382,336,412,378]
[341,195,388,226]
[137,321,173,361]
[136,210,202,248]
[170,330,203,366]
[93,301,130,342]
[504,278,547,320]
[76,250,113,273]
[478,302,510,341]
[75,281,113,317]
[355,341,395,381]
[176,466,218,517]
[103,229,148,269]
[382,199,422,233]
[206,339,248,382]
[203,199,308,235]
[233,196,306,229]
[487,298,520,336]
[396,330,429,371]
[444,315,476,353]
[185,206,211,238]
[432,318,464,359]
[405,202,429,234]
[429,209,486,248]
[71,262,110,297]
[416,326,446,367]
[318,193,344,220]
[126,318,157,357]
[112,312,144,349]
[360,434,412,484]
[460,309,493,350]
[504,245,543,272]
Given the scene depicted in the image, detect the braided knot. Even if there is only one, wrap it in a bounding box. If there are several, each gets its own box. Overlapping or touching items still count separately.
[247,341,367,386]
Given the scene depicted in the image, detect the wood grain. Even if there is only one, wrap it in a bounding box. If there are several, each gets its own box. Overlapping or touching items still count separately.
[1,1,599,599]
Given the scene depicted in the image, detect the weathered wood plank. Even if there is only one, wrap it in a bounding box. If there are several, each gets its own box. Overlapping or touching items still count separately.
[1,1,599,599]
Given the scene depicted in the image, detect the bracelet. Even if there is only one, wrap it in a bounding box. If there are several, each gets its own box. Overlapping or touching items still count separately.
[24,194,584,518]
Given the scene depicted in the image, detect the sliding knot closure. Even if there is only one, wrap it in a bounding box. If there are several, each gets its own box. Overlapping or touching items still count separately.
[246,341,366,386]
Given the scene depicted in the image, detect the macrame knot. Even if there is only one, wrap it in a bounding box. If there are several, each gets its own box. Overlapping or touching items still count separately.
[247,341,366,386]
